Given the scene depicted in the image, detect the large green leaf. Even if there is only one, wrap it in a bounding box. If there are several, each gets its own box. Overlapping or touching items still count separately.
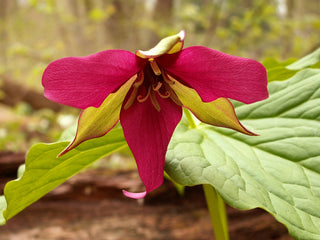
[0,196,7,224]
[0,128,128,225]
[262,48,320,82]
[287,48,320,70]
[165,68,320,240]
[262,57,297,82]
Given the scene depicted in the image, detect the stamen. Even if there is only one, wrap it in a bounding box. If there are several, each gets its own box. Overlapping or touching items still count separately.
[163,81,183,106]
[134,71,144,87]
[150,91,161,112]
[123,87,139,110]
[163,73,176,85]
[149,59,161,76]
[169,90,183,106]
[137,86,151,103]
[152,81,162,91]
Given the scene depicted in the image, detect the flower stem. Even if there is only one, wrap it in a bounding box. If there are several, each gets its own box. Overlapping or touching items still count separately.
[203,184,229,240]
[183,108,196,129]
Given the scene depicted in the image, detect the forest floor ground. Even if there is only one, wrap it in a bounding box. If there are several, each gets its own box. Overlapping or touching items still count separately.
[0,152,293,240]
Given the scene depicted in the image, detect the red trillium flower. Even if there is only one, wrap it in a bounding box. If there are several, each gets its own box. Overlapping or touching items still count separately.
[42,31,268,199]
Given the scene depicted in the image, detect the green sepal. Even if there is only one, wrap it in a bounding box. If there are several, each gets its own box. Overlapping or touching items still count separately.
[170,79,256,136]
[60,75,136,156]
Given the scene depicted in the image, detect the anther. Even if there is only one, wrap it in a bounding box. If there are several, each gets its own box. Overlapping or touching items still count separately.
[123,87,139,110]
[150,91,161,112]
[163,81,183,106]
[149,59,162,76]
[169,90,183,106]
[163,73,176,85]
[134,71,144,87]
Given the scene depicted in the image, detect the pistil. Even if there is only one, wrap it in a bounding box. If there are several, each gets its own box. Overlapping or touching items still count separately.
[152,81,163,91]
[123,62,182,112]
[137,86,151,102]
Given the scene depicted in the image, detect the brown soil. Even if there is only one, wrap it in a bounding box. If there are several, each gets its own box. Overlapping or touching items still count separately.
[0,153,293,240]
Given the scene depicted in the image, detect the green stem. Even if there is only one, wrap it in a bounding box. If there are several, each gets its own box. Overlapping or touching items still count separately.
[183,108,196,129]
[203,184,229,240]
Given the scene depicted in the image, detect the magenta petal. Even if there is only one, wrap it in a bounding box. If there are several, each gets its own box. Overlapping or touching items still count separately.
[158,46,268,104]
[42,50,144,109]
[120,97,182,197]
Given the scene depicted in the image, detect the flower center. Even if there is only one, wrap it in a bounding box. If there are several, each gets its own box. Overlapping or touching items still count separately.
[123,59,181,111]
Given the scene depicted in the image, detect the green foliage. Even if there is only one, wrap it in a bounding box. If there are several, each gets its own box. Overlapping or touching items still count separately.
[0,13,320,237]
[178,0,320,60]
[88,6,115,22]
[287,48,320,70]
[0,103,69,152]
[165,51,320,239]
[0,196,7,225]
[262,57,296,81]
[1,0,319,89]
[0,48,320,240]
[263,47,320,82]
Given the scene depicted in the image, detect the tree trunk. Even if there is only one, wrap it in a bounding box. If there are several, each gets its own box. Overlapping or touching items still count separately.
[0,75,63,112]
[0,0,9,65]
[202,0,224,46]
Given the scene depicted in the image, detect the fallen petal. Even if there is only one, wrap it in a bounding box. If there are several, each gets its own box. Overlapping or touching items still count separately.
[122,190,146,199]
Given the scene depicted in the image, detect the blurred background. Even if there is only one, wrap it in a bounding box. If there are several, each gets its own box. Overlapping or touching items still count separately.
[0,0,319,152]
[0,1,319,239]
